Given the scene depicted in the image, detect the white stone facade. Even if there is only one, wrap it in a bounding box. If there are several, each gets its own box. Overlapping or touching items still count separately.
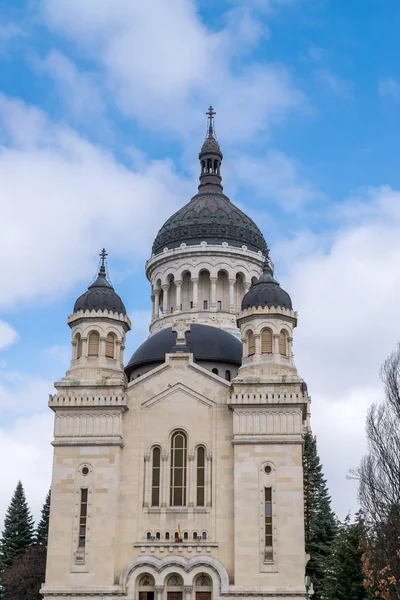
[42,129,310,599]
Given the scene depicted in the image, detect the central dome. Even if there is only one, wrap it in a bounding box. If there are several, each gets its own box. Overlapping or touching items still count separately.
[152,106,267,257]
[152,192,267,256]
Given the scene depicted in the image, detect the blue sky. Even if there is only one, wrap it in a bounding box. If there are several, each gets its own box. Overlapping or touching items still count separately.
[1,0,400,523]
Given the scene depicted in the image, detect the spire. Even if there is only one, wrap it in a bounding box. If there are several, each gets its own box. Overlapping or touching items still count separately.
[198,105,223,194]
[89,249,113,289]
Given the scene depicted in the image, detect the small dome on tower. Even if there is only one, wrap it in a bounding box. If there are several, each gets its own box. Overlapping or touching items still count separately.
[73,249,127,315]
[241,260,292,311]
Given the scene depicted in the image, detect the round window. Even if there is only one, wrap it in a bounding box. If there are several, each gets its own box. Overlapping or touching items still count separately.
[82,466,89,476]
[264,465,272,474]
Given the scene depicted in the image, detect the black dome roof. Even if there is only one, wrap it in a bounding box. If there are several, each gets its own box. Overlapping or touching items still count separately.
[152,193,268,256]
[241,262,292,311]
[74,253,126,315]
[125,324,242,377]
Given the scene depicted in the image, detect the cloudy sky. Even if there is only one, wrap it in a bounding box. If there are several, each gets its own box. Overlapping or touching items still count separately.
[1,0,399,525]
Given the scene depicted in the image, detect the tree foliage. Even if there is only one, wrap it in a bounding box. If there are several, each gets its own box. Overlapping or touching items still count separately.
[35,489,51,547]
[1,545,46,600]
[0,482,34,573]
[354,344,400,599]
[303,431,337,600]
[322,514,368,600]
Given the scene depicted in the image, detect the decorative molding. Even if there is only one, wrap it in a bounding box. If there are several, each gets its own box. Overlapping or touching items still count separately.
[52,437,123,447]
[68,309,131,328]
[54,412,123,438]
[238,305,297,320]
[232,410,303,436]
[229,391,308,405]
[49,394,128,410]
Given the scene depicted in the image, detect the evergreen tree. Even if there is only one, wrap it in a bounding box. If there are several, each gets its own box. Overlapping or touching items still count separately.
[0,481,34,572]
[322,514,368,600]
[36,488,51,547]
[303,432,337,600]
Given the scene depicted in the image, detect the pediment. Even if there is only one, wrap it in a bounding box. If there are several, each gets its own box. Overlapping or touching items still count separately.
[141,382,215,410]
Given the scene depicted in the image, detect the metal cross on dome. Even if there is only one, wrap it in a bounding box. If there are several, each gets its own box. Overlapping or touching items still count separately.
[206,105,216,136]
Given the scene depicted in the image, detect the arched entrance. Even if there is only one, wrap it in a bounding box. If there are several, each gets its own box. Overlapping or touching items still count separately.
[165,573,184,600]
[138,573,155,600]
[194,573,212,600]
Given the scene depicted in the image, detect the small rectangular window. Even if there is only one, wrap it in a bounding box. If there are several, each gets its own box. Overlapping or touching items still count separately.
[190,301,193,309]
[217,300,222,310]
[265,487,273,560]
[78,489,88,547]
[203,300,208,310]
[170,307,174,314]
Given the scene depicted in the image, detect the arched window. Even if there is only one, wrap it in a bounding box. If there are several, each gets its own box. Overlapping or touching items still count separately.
[202,531,207,540]
[76,334,82,359]
[165,532,170,540]
[167,574,183,586]
[88,331,99,356]
[212,368,218,375]
[183,531,188,540]
[105,333,114,358]
[225,370,231,381]
[247,331,255,356]
[196,446,205,507]
[196,574,212,586]
[193,531,198,539]
[279,330,287,356]
[151,447,161,507]
[156,531,160,540]
[139,573,155,587]
[170,431,187,506]
[146,532,151,540]
[261,328,273,354]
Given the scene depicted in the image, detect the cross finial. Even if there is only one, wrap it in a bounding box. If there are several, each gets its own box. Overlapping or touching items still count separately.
[172,321,191,346]
[99,248,107,275]
[206,105,216,137]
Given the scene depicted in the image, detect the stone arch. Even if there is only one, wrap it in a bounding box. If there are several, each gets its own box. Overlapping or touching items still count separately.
[120,555,230,595]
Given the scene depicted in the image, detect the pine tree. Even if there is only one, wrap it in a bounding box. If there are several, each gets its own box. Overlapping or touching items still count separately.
[303,432,337,600]
[0,481,34,572]
[322,514,368,600]
[36,488,51,547]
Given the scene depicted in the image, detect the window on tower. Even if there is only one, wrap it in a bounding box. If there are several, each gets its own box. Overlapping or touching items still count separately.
[88,331,99,356]
[264,487,273,561]
[261,328,273,354]
[170,431,187,506]
[76,333,82,359]
[78,489,88,547]
[151,447,161,507]
[247,330,255,356]
[105,333,115,358]
[279,330,288,356]
[196,446,205,507]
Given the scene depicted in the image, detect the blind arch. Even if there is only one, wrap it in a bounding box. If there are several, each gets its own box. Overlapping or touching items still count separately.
[247,330,255,356]
[88,332,99,356]
[261,328,273,354]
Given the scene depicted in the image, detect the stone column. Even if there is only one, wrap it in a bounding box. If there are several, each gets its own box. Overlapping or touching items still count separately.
[273,333,280,354]
[192,278,199,310]
[99,336,106,357]
[151,294,155,320]
[184,586,193,600]
[143,453,150,507]
[210,276,217,311]
[175,280,182,313]
[154,289,160,319]
[161,284,169,315]
[71,339,77,360]
[161,451,168,507]
[244,281,251,293]
[288,336,293,359]
[206,452,212,507]
[82,337,88,357]
[188,451,195,507]
[229,278,236,312]
[254,333,261,355]
[116,339,122,363]
[155,586,164,600]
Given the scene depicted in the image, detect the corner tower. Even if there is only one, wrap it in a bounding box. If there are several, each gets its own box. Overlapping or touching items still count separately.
[146,107,266,338]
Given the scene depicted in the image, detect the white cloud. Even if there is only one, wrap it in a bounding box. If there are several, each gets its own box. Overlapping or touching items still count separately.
[39,0,305,141]
[38,51,105,120]
[378,77,400,100]
[0,369,54,414]
[44,344,71,368]
[0,412,53,523]
[0,93,191,309]
[314,69,353,99]
[0,23,23,54]
[0,321,18,351]
[273,184,400,517]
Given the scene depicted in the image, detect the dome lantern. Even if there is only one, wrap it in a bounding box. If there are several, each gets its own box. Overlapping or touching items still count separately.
[198,105,224,194]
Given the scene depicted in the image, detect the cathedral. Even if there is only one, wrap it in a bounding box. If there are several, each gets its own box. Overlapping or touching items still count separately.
[42,109,310,600]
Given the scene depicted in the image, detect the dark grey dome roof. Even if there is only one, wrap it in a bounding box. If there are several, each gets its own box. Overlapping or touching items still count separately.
[152,108,267,257]
[241,262,292,311]
[152,192,268,256]
[74,255,126,315]
[125,324,242,377]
